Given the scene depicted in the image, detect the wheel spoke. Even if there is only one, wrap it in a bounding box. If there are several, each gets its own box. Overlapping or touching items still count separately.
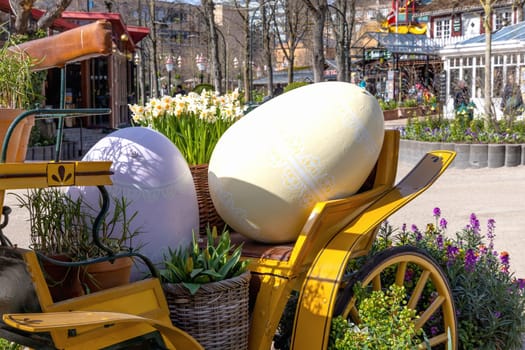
[372,274,381,291]
[334,247,457,350]
[415,295,444,330]
[395,261,407,286]
[419,332,448,347]
[408,270,430,310]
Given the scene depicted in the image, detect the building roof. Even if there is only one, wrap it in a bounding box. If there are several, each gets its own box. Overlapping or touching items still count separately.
[440,20,525,56]
[59,12,149,52]
[461,20,525,44]
[353,32,440,56]
[0,1,149,51]
[416,0,513,16]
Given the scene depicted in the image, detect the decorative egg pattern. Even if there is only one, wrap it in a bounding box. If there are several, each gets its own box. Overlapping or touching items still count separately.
[208,82,384,243]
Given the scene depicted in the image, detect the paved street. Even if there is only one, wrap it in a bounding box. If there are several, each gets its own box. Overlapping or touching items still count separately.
[390,160,525,278]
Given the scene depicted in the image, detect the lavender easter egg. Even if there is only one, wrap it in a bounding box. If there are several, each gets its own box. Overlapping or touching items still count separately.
[69,127,198,279]
[208,82,384,243]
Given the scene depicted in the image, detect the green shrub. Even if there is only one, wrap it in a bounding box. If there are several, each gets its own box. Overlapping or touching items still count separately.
[329,285,424,350]
[400,115,525,143]
[283,82,309,93]
[374,210,525,349]
[0,338,21,350]
[192,83,214,94]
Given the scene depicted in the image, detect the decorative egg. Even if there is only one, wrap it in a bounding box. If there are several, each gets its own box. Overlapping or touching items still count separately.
[208,82,384,243]
[68,127,199,279]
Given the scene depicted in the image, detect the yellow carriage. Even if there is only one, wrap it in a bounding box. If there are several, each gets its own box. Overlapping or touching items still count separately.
[0,21,457,350]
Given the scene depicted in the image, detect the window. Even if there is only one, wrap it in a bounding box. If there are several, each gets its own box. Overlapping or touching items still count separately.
[495,10,511,30]
[434,18,451,39]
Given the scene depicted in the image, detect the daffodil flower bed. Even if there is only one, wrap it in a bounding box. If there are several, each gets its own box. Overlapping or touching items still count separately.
[129,89,244,165]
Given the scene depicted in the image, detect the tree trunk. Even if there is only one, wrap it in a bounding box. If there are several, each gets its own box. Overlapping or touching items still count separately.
[482,1,495,127]
[243,2,251,102]
[148,0,160,98]
[36,0,73,30]
[303,0,328,83]
[203,0,223,94]
[262,4,273,96]
[312,8,326,82]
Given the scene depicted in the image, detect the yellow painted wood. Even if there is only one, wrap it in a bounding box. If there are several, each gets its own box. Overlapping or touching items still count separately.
[291,150,456,349]
[15,250,202,349]
[0,161,112,189]
[247,131,400,350]
[3,311,202,350]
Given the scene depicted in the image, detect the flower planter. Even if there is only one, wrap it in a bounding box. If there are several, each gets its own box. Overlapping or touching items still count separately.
[81,257,133,293]
[26,141,77,161]
[399,140,525,168]
[40,255,85,302]
[468,144,488,168]
[453,144,470,169]
[487,144,506,168]
[504,144,521,167]
[0,108,34,162]
[163,271,251,350]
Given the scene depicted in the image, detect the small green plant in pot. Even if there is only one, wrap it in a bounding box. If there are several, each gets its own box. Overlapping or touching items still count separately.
[13,188,142,299]
[161,226,251,349]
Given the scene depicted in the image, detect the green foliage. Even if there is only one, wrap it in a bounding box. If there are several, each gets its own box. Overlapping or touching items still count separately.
[378,99,398,110]
[192,83,214,94]
[13,189,141,260]
[329,285,423,350]
[400,115,525,143]
[0,36,40,108]
[375,211,525,350]
[283,82,309,93]
[28,121,55,146]
[160,227,250,295]
[0,338,21,350]
[400,98,418,108]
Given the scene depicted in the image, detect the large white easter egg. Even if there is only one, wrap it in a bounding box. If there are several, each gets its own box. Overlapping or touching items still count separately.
[68,127,199,279]
[208,82,384,243]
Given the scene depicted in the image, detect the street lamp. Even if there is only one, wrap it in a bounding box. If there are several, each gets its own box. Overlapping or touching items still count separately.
[196,54,207,84]
[165,56,174,95]
[233,57,240,89]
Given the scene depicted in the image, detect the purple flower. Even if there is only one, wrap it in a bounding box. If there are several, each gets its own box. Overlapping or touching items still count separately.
[411,224,422,241]
[470,213,480,234]
[494,311,501,319]
[516,278,525,289]
[430,326,439,336]
[433,207,441,218]
[465,248,478,272]
[436,234,443,249]
[447,245,460,265]
[500,251,510,273]
[487,218,496,249]
[439,218,448,230]
[401,223,407,233]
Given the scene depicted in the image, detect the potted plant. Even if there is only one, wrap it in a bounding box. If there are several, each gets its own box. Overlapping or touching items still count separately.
[0,36,43,162]
[129,90,245,235]
[12,188,142,300]
[161,226,251,349]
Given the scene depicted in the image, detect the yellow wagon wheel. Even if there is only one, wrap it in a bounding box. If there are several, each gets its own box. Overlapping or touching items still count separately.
[334,246,457,349]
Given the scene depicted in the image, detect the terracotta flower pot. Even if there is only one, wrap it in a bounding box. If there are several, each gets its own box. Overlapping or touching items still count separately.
[40,255,85,302]
[81,256,133,293]
[0,108,34,162]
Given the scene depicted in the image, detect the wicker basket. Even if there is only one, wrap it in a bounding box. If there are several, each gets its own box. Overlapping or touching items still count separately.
[190,164,226,235]
[163,271,251,350]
